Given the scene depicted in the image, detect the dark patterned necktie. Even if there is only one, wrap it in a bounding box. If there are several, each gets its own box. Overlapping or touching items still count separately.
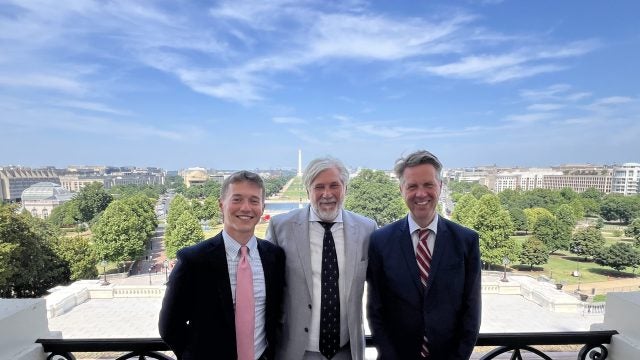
[319,221,340,359]
[417,229,432,359]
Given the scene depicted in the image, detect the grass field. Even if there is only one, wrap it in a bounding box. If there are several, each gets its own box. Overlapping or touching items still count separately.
[277,176,305,201]
[203,222,269,239]
[509,230,638,285]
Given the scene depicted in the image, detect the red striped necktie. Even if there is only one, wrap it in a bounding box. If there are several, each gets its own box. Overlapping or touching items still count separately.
[417,229,432,359]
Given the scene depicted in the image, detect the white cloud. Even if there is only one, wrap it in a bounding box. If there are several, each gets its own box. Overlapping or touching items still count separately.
[591,96,633,106]
[288,128,325,145]
[519,84,592,102]
[506,113,555,123]
[272,117,307,124]
[0,73,87,94]
[527,103,564,112]
[56,100,132,116]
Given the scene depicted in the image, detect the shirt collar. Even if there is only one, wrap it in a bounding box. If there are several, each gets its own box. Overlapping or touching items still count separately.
[222,230,258,258]
[408,213,439,236]
[309,206,343,223]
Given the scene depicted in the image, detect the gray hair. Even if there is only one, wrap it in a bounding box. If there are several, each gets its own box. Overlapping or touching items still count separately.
[303,157,349,191]
[221,170,265,203]
[394,150,443,184]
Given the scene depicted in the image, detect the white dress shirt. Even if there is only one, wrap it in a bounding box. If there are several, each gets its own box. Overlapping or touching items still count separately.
[408,213,439,256]
[307,208,349,351]
[223,230,267,360]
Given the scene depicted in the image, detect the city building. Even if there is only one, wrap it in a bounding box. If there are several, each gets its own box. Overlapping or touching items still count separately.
[611,163,640,196]
[58,175,109,192]
[180,167,208,187]
[446,163,640,195]
[21,182,74,219]
[0,167,59,202]
[59,168,165,192]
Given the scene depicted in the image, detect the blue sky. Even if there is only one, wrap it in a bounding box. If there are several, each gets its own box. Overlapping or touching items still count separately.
[1,0,639,171]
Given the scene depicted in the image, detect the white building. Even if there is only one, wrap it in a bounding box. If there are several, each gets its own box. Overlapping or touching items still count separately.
[611,163,640,195]
[21,182,74,219]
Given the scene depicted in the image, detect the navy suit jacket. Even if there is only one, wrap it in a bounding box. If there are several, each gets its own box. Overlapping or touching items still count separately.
[159,233,285,360]
[367,216,481,360]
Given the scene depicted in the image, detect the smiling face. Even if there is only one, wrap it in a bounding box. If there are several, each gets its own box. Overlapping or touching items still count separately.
[308,167,346,221]
[219,180,264,244]
[400,163,442,228]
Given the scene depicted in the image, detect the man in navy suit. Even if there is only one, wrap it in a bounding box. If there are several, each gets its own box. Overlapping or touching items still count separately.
[367,150,481,360]
[159,171,285,360]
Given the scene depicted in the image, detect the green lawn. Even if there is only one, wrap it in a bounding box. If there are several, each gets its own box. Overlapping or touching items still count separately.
[278,176,305,200]
[508,227,640,285]
[203,222,269,239]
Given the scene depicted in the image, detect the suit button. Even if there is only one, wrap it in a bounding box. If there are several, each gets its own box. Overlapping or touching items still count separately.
[304,327,309,332]
[308,304,312,309]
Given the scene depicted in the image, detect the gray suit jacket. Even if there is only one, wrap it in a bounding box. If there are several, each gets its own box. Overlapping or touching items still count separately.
[265,205,377,360]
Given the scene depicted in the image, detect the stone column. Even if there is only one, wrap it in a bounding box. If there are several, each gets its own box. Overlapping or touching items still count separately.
[591,291,640,359]
[0,298,54,360]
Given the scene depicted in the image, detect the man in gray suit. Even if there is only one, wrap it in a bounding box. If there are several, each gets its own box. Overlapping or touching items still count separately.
[266,156,377,360]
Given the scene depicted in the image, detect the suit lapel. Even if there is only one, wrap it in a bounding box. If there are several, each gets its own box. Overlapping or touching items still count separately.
[398,217,423,294]
[292,206,313,297]
[207,233,235,331]
[342,210,360,303]
[257,239,273,304]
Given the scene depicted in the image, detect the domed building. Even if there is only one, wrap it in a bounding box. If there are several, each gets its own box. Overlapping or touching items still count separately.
[21,182,74,219]
[181,167,208,188]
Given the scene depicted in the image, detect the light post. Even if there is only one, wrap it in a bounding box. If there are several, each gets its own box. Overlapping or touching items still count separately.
[501,256,510,282]
[100,260,109,286]
[163,259,169,284]
[148,266,153,285]
[574,245,582,291]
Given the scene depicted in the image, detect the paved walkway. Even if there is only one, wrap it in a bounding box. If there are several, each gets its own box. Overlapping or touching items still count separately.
[46,291,606,357]
[564,277,640,294]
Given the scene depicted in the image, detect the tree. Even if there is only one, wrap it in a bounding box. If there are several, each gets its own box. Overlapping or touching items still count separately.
[595,242,640,273]
[523,207,554,233]
[52,235,98,281]
[520,238,549,270]
[470,184,492,199]
[570,227,606,260]
[568,198,586,220]
[344,169,406,226]
[184,180,222,199]
[203,195,222,225]
[0,205,70,298]
[559,187,579,203]
[74,182,113,223]
[264,175,293,198]
[165,211,204,259]
[625,218,640,246]
[555,204,577,231]
[498,189,524,210]
[166,195,191,239]
[580,187,603,216]
[520,189,564,212]
[451,193,478,228]
[191,199,205,220]
[508,207,528,233]
[600,195,635,223]
[531,213,569,254]
[554,204,576,252]
[92,201,146,263]
[471,194,518,268]
[122,194,157,239]
[48,200,81,227]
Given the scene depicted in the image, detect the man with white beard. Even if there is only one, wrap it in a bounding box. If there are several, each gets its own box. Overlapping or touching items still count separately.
[266,157,377,360]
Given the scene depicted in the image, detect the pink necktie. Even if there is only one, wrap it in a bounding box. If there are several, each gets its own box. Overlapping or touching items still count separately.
[236,246,255,360]
[417,229,432,359]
